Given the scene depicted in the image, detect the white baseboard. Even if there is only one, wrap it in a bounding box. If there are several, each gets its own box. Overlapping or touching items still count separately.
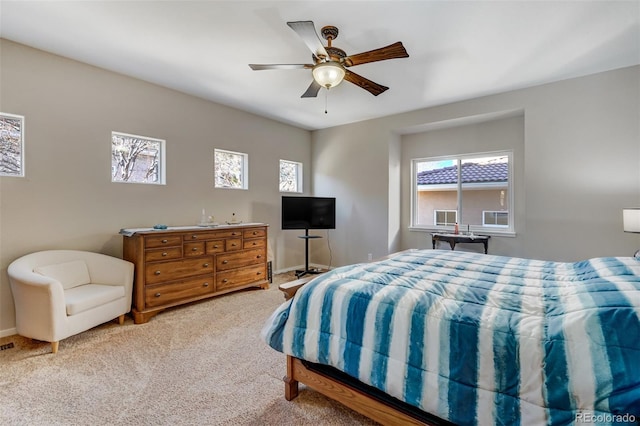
[0,328,17,339]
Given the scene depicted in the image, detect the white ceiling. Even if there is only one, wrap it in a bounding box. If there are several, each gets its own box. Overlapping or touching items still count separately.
[1,1,639,130]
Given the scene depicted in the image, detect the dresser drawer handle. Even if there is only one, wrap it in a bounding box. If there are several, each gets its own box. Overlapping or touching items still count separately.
[162,252,168,257]
[222,260,228,264]
[154,271,161,275]
[161,239,168,243]
[252,242,257,246]
[232,232,238,236]
[203,282,209,287]
[213,245,219,249]
[154,293,161,297]
[256,255,262,259]
[253,231,258,235]
[231,243,237,247]
[222,279,228,283]
[203,263,210,267]
[256,271,262,275]
[192,247,198,251]
[191,235,198,239]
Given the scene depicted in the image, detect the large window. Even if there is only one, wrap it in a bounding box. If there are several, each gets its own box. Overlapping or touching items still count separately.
[111,132,165,184]
[411,151,513,234]
[279,159,302,193]
[214,149,248,189]
[0,113,25,177]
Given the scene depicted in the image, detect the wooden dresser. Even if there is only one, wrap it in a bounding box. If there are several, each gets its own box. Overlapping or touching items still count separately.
[122,223,269,324]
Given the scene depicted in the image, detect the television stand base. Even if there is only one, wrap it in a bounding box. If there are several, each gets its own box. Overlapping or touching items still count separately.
[295,268,323,279]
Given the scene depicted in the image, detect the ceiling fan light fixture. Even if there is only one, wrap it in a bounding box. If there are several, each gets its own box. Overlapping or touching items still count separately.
[312,61,345,89]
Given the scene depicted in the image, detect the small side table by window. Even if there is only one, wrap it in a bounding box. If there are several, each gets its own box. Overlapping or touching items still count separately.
[431,233,491,254]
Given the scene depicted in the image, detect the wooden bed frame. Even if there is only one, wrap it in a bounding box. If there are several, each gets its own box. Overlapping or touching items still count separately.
[284,355,433,425]
[277,259,443,426]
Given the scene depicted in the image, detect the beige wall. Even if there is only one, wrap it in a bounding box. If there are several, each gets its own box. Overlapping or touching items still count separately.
[312,66,640,265]
[0,40,312,336]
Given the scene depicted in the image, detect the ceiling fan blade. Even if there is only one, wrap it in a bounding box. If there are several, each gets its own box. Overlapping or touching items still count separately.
[249,64,312,71]
[343,70,389,96]
[301,80,322,98]
[287,21,329,60]
[342,41,409,67]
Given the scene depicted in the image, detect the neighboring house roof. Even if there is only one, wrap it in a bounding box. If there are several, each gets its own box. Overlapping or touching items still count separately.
[417,162,508,185]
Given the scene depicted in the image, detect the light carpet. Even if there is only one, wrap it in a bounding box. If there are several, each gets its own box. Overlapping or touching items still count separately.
[0,274,376,425]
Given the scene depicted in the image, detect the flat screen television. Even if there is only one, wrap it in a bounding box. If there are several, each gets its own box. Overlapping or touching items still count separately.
[282,196,336,230]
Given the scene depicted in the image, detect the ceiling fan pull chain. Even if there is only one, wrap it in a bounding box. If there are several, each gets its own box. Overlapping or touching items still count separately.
[325,90,328,114]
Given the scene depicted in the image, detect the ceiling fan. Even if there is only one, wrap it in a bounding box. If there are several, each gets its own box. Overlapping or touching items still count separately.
[249,21,409,98]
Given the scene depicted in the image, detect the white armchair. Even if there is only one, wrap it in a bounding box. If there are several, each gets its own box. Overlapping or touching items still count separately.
[8,250,134,353]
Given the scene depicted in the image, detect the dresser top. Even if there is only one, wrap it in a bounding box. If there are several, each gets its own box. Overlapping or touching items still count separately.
[120,222,268,237]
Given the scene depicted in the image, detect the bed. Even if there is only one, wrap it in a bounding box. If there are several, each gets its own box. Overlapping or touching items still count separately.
[261,249,640,425]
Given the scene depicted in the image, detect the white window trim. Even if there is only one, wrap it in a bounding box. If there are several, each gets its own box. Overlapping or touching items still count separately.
[279,159,303,193]
[410,150,515,236]
[214,148,249,190]
[483,210,509,227]
[111,131,166,185]
[434,209,457,226]
[0,112,25,178]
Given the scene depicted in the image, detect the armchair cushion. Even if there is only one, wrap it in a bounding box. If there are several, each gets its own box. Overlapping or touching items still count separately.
[34,260,91,290]
[64,284,126,316]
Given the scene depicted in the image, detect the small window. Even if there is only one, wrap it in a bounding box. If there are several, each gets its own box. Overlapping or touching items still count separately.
[483,211,509,227]
[112,132,165,184]
[434,210,457,226]
[0,112,25,177]
[214,149,248,189]
[279,160,303,193]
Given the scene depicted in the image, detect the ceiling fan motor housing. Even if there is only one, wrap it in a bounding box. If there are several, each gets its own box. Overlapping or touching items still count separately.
[320,26,339,42]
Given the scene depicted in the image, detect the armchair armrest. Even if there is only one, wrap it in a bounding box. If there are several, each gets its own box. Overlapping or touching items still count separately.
[7,266,67,340]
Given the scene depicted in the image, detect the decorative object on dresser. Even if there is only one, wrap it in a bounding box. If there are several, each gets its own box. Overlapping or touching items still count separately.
[122,223,269,324]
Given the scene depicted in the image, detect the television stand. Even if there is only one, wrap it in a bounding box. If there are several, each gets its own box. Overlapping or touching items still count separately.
[295,230,323,278]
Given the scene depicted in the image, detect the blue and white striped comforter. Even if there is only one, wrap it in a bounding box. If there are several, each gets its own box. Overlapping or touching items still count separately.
[262,249,640,425]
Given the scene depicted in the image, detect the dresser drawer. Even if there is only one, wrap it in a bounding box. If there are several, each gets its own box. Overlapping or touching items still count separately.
[145,235,183,249]
[183,231,220,241]
[145,275,215,308]
[243,238,266,249]
[220,229,243,239]
[206,239,225,254]
[145,257,213,284]
[216,264,266,291]
[183,229,243,240]
[145,247,183,262]
[184,242,206,257]
[225,238,242,252]
[243,228,266,239]
[217,248,266,271]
